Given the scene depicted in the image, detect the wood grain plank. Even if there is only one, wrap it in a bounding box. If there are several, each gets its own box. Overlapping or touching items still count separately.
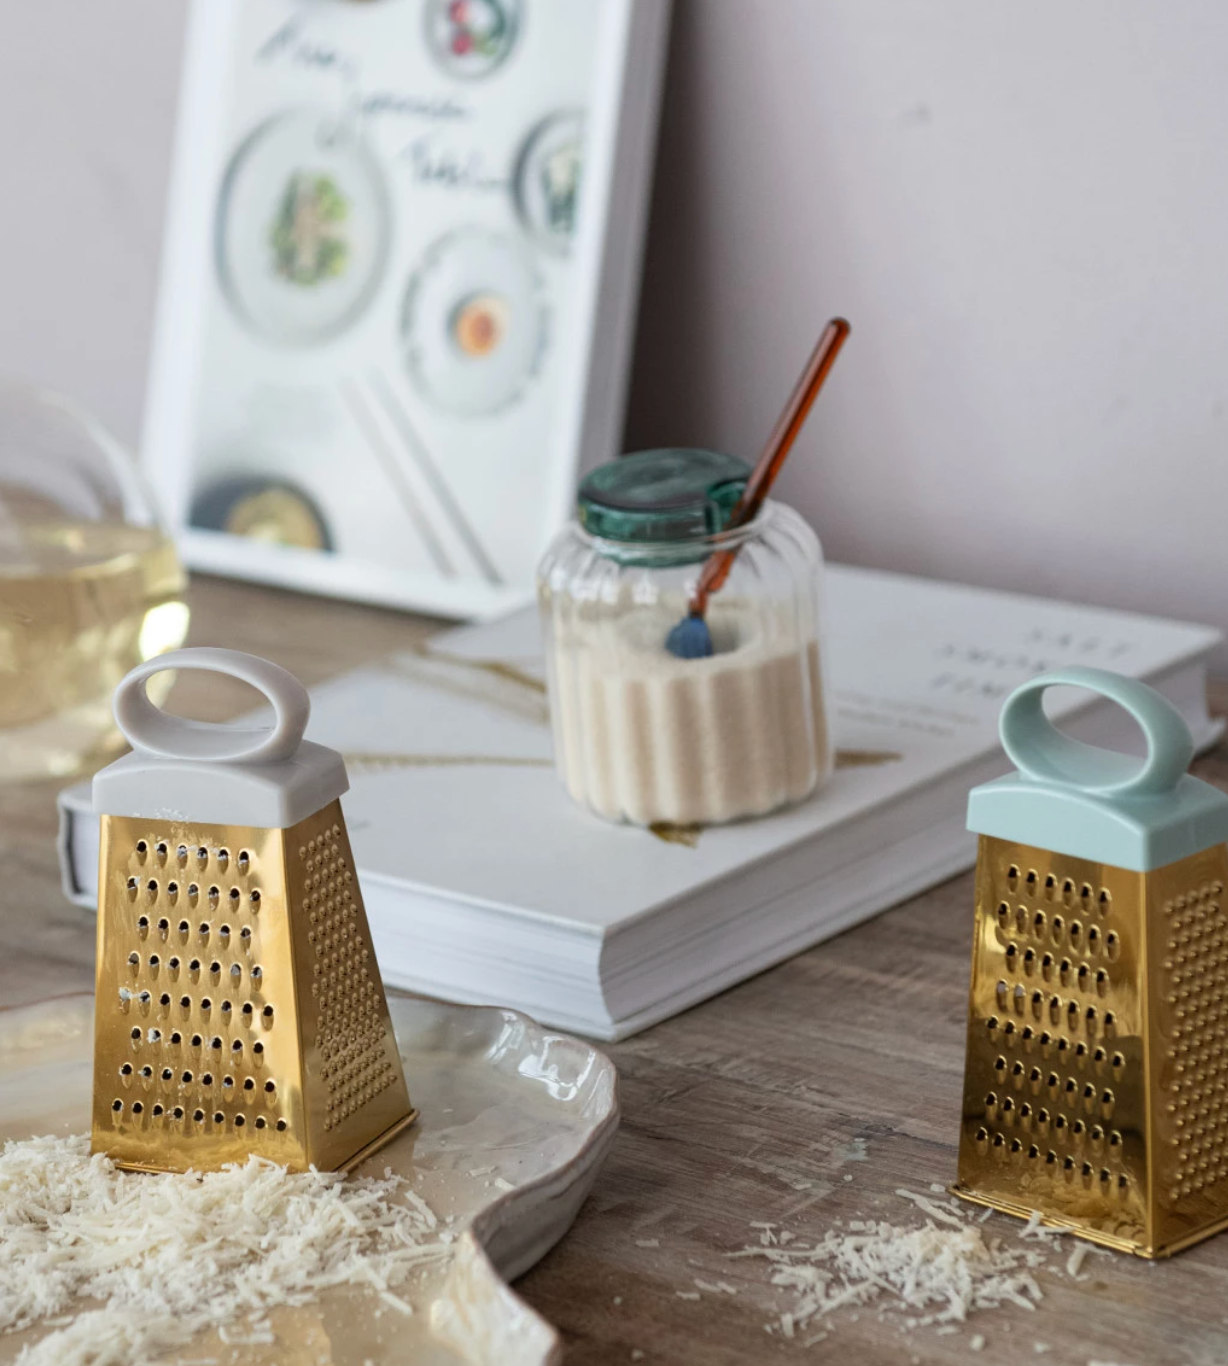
[4,573,1228,1364]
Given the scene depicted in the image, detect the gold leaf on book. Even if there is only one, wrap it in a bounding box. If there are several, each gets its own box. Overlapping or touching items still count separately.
[378,647,549,725]
[345,752,552,774]
[835,748,903,769]
[648,822,704,848]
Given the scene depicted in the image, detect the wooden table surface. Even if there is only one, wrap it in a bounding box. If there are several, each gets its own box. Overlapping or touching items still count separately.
[4,574,1228,1366]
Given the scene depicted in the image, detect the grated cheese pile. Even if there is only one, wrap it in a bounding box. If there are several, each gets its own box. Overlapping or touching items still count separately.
[729,1190,1074,1341]
[0,1133,449,1366]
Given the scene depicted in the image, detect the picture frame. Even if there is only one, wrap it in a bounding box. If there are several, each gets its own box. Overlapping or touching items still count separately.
[142,0,670,619]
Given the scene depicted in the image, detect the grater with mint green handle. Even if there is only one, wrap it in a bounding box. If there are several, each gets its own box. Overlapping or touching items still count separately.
[954,666,1228,1256]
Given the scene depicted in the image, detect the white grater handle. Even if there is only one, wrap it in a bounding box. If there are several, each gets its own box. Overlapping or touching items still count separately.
[113,648,310,765]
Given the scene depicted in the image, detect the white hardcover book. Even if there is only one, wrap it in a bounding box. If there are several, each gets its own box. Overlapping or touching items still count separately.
[59,566,1223,1039]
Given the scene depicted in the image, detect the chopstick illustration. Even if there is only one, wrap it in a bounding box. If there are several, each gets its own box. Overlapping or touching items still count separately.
[339,375,456,578]
[365,367,503,585]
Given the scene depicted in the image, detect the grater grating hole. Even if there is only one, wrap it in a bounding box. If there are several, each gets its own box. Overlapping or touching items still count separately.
[1007,864,1020,889]
[190,1033,202,1048]
[130,1027,141,1041]
[276,1119,287,1132]
[112,1100,122,1112]
[172,1106,184,1120]
[193,1109,205,1123]
[229,888,240,907]
[136,840,148,857]
[217,848,229,871]
[1106,932,1120,960]
[255,1116,267,1129]
[153,1104,164,1117]
[235,1114,245,1127]
[211,1036,223,1052]
[177,844,188,865]
[202,1071,213,1085]
[1025,870,1038,895]
[232,1040,243,1055]
[126,877,139,897]
[238,850,250,873]
[250,889,261,909]
[223,1076,234,1091]
[208,886,219,909]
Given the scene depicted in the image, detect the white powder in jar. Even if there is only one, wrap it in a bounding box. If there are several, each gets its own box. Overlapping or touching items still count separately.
[546,597,830,826]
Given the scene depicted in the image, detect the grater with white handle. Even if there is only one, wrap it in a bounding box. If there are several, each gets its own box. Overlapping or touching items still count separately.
[954,666,1228,1256]
[91,647,417,1174]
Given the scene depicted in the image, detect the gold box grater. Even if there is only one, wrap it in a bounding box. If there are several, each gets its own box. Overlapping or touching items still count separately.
[954,666,1228,1257]
[91,647,417,1174]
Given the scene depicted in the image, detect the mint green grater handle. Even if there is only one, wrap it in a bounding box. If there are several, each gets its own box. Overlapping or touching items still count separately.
[969,665,1228,872]
[999,665,1195,798]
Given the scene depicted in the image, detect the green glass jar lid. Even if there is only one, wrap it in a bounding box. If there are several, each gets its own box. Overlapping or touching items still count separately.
[577,448,750,544]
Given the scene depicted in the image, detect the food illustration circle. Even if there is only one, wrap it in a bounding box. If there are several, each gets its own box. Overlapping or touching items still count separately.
[515,111,585,253]
[425,0,522,79]
[403,229,548,416]
[216,110,391,346]
[190,478,333,551]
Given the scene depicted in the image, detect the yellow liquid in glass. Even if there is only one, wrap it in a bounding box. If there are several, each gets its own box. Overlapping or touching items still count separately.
[0,521,189,780]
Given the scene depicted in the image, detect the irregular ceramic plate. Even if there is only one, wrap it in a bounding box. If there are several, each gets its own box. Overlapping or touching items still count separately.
[0,994,618,1366]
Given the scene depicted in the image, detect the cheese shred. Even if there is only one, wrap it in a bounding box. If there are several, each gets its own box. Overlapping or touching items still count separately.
[0,1134,449,1366]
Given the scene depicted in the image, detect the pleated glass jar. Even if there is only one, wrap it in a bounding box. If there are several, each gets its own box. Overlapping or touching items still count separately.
[536,448,831,827]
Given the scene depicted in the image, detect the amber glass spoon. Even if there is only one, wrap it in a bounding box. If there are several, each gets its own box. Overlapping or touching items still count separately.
[665,317,851,659]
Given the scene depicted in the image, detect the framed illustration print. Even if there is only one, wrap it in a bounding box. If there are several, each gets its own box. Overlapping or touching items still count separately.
[142,0,671,618]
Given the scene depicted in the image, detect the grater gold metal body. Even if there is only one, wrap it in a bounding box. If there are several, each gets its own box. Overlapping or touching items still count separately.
[953,664,1228,1257]
[91,649,416,1174]
[955,836,1228,1256]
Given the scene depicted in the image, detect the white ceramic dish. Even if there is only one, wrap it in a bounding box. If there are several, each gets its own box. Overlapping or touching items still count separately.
[0,993,618,1366]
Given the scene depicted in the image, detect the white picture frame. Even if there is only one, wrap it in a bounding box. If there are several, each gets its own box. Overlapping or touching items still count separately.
[142,0,670,619]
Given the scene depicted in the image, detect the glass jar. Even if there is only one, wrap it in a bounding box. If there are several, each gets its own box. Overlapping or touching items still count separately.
[0,375,190,781]
[537,448,831,826]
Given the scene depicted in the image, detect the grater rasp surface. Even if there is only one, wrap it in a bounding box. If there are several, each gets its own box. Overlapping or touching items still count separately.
[91,648,415,1174]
